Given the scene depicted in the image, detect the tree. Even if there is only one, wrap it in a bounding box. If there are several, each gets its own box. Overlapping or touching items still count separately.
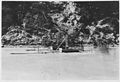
[86,17,119,47]
[50,2,88,49]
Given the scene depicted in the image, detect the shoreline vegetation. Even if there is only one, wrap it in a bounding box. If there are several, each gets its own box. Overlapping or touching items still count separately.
[2,1,119,51]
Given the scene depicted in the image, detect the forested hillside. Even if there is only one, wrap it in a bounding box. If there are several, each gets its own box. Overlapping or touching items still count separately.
[2,1,119,49]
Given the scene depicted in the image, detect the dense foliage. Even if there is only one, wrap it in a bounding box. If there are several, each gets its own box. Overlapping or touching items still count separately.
[2,1,119,48]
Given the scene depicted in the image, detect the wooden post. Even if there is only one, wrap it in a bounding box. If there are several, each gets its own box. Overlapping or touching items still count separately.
[65,35,68,49]
[38,45,39,53]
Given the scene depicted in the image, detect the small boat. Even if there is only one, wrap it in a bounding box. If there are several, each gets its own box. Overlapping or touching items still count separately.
[62,49,80,53]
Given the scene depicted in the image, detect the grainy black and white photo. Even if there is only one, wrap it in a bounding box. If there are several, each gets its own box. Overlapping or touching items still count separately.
[1,1,119,80]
